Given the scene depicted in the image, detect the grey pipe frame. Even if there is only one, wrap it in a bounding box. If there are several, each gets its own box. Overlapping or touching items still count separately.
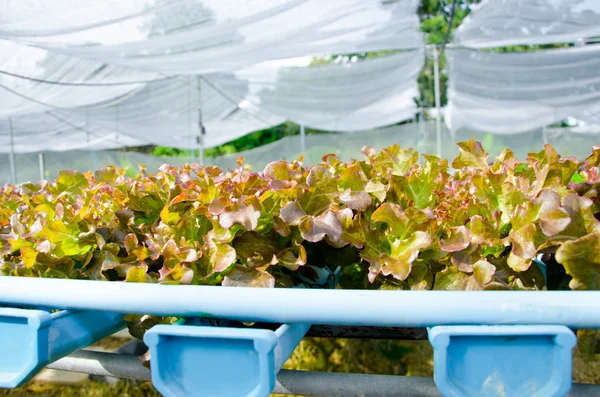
[47,350,600,397]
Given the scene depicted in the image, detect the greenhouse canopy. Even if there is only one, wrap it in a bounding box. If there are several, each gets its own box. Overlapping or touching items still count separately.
[0,0,424,152]
[447,45,600,133]
[453,0,600,49]
[446,0,600,134]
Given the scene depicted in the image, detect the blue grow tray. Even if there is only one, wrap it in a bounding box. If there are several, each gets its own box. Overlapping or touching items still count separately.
[144,322,309,397]
[0,307,124,388]
[429,325,577,397]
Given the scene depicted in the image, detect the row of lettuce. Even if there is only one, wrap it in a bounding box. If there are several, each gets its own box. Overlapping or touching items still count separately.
[0,139,598,293]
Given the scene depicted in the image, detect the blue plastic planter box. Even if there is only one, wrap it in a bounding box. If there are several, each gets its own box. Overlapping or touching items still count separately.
[429,325,576,397]
[0,307,125,388]
[144,322,310,397]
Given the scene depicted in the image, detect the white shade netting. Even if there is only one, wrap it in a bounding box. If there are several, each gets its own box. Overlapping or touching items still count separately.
[0,51,423,152]
[0,40,160,117]
[0,0,423,74]
[454,0,600,49]
[60,77,285,150]
[0,79,283,152]
[0,0,425,152]
[446,45,600,134]
[210,50,423,132]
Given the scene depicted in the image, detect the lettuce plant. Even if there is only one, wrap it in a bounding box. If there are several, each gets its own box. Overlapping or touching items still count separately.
[1,140,599,293]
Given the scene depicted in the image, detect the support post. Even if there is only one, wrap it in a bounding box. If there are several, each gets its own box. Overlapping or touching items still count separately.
[421,108,428,139]
[300,124,306,156]
[433,46,443,158]
[38,153,45,181]
[197,134,204,166]
[8,117,16,184]
[197,77,205,166]
[188,75,194,163]
[542,125,548,145]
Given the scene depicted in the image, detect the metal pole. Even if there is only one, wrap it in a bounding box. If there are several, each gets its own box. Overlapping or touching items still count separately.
[48,350,151,381]
[8,117,16,184]
[433,46,443,158]
[228,322,428,340]
[422,108,428,140]
[275,371,599,397]
[300,124,306,156]
[38,153,45,181]
[46,351,600,397]
[188,75,195,163]
[542,125,548,145]
[197,76,205,166]
[197,135,204,165]
[278,371,443,397]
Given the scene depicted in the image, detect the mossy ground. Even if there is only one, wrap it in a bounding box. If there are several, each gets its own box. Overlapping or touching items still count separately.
[0,382,159,397]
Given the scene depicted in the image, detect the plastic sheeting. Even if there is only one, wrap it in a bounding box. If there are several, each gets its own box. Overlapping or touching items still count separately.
[0,0,423,74]
[446,45,600,134]
[0,150,189,186]
[454,0,600,49]
[3,120,598,185]
[211,121,600,171]
[0,52,423,152]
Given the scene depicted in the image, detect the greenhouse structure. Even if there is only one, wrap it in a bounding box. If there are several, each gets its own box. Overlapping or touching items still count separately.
[1,0,600,396]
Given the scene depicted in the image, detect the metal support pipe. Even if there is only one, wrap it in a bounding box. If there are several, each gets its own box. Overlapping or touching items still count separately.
[276,371,444,396]
[38,153,45,181]
[46,351,600,397]
[300,124,306,156]
[240,323,428,340]
[308,325,427,340]
[197,76,205,166]
[417,108,423,138]
[432,46,442,158]
[421,108,428,140]
[107,323,427,340]
[275,371,600,397]
[8,117,17,184]
[48,350,150,381]
[1,278,600,328]
[197,135,204,165]
[188,75,195,164]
